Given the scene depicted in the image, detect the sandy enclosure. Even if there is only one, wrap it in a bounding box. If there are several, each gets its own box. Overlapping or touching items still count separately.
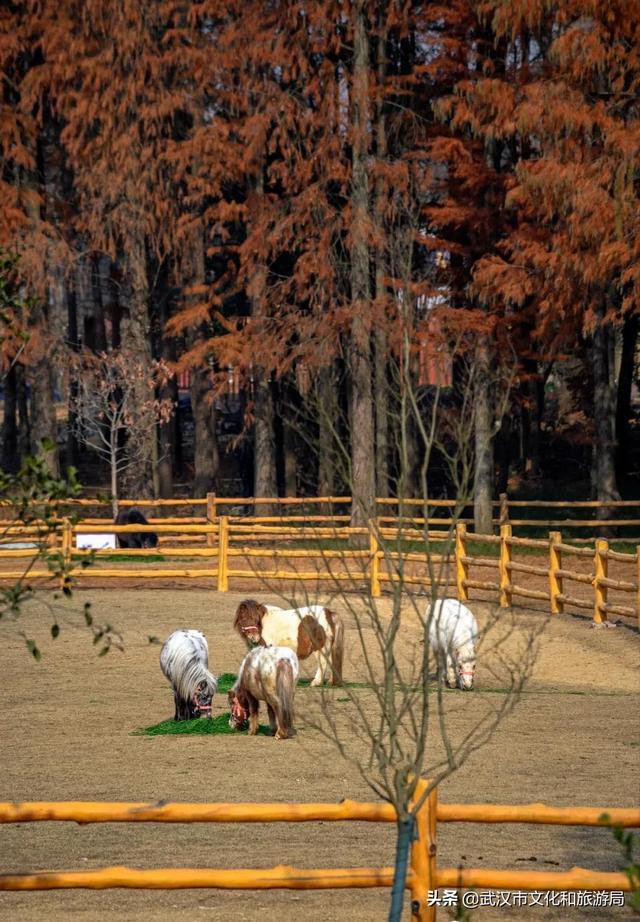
[0,589,638,922]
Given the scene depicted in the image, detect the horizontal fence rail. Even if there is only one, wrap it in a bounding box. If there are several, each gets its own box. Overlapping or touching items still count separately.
[0,506,637,624]
[2,492,640,537]
[1,787,639,920]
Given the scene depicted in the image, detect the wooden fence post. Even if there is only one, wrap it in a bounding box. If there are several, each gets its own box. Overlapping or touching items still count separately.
[61,518,73,589]
[369,519,381,598]
[499,523,512,608]
[218,516,229,592]
[637,549,640,632]
[594,538,608,624]
[206,493,217,548]
[455,523,468,602]
[499,493,509,528]
[549,531,563,615]
[410,779,437,922]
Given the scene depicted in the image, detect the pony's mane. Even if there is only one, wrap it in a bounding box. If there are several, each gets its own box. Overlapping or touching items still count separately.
[161,631,218,701]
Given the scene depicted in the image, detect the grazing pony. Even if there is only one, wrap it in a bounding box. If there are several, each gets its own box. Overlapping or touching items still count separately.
[114,508,158,549]
[160,629,218,720]
[426,598,478,691]
[233,600,343,686]
[228,646,298,739]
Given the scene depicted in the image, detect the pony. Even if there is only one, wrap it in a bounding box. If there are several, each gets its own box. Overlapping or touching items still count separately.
[228,646,298,740]
[233,600,344,686]
[114,508,158,549]
[160,629,218,720]
[426,598,478,691]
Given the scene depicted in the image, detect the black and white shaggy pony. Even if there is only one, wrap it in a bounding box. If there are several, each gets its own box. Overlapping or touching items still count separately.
[114,508,158,549]
[160,629,218,720]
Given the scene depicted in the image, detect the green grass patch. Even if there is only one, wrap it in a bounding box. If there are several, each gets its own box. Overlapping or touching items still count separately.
[133,714,272,736]
[217,673,374,692]
[217,672,237,693]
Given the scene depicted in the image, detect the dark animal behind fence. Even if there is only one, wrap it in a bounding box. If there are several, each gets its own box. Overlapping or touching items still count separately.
[114,508,158,549]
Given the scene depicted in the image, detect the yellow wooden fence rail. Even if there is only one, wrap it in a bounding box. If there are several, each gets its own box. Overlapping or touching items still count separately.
[3,492,640,535]
[1,788,638,921]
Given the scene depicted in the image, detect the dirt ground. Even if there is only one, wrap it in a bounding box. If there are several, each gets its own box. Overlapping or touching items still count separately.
[0,588,638,922]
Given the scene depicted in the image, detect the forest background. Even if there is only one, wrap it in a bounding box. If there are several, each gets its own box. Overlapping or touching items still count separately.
[0,0,638,533]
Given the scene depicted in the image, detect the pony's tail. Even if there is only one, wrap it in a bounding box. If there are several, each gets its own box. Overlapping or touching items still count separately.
[276,660,295,735]
[330,612,344,686]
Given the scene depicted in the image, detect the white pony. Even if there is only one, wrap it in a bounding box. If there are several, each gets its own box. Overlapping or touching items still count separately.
[234,600,343,686]
[426,599,478,691]
[160,629,218,720]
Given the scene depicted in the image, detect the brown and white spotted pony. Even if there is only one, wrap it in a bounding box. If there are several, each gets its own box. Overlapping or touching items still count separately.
[233,600,344,686]
[228,646,299,740]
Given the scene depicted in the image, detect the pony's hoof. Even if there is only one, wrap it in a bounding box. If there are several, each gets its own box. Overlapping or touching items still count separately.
[310,679,322,687]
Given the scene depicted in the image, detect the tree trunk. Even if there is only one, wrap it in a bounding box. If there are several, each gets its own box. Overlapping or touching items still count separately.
[615,312,638,480]
[96,255,120,349]
[317,362,339,506]
[375,330,390,498]
[66,287,80,470]
[110,431,119,518]
[42,105,70,473]
[2,365,19,472]
[157,377,177,498]
[591,313,621,520]
[119,234,155,498]
[373,19,389,500]
[22,173,59,476]
[283,416,297,497]
[28,352,59,475]
[522,375,542,480]
[254,370,277,513]
[75,255,97,349]
[473,337,494,534]
[27,301,59,476]
[387,816,415,922]
[156,265,177,499]
[245,164,277,514]
[495,412,511,495]
[405,402,421,499]
[349,0,375,529]
[190,366,219,497]
[16,363,30,460]
[182,227,219,498]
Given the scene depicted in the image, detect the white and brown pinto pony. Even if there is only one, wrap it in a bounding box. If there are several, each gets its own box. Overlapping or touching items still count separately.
[228,646,299,740]
[233,600,344,686]
[426,598,477,691]
[160,629,218,720]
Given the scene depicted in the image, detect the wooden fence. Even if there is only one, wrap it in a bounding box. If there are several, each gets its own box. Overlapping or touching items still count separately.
[0,784,638,919]
[2,493,640,538]
[0,507,637,625]
[0,516,640,627]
